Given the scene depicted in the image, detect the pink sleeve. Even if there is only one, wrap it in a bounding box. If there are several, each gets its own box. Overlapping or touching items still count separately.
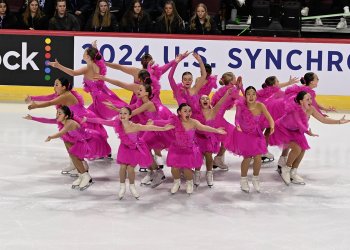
[30,93,58,101]
[157,60,176,75]
[31,116,57,124]
[86,117,116,127]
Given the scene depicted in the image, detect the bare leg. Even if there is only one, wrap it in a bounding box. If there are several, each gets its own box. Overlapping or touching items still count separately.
[216,144,226,157]
[171,167,181,179]
[241,157,251,177]
[286,142,302,167]
[183,169,194,181]
[127,165,136,184]
[252,155,262,176]
[64,142,85,173]
[291,150,305,168]
[119,164,127,183]
[204,152,213,171]
[281,147,289,157]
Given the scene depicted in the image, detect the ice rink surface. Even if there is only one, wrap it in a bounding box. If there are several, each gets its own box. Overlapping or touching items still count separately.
[1,103,350,250]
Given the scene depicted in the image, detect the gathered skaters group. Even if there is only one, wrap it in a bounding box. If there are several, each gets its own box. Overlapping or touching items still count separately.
[24,41,350,199]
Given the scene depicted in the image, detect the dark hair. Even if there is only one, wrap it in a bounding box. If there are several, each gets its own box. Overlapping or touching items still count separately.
[0,0,9,15]
[60,105,73,119]
[138,69,152,85]
[121,106,132,115]
[300,72,315,86]
[244,86,256,96]
[140,53,152,69]
[182,71,192,78]
[262,76,277,89]
[142,83,153,99]
[57,77,73,91]
[294,91,308,104]
[86,47,101,61]
[157,0,183,33]
[204,63,212,75]
[177,103,190,114]
[23,0,43,26]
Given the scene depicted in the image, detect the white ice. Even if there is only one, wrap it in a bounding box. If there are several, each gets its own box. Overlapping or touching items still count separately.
[1,103,350,250]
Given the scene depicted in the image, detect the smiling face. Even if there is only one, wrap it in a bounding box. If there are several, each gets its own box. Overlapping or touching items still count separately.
[245,88,257,104]
[119,107,131,121]
[178,105,192,121]
[200,95,210,109]
[182,73,193,89]
[53,79,65,95]
[300,93,312,110]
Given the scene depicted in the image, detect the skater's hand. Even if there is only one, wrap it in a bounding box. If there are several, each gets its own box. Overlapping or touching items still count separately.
[23,114,32,120]
[287,76,299,86]
[28,102,37,110]
[146,119,154,125]
[45,136,52,142]
[236,125,242,132]
[48,59,60,68]
[339,115,350,124]
[270,126,275,135]
[307,129,319,137]
[216,127,226,135]
[24,95,32,104]
[148,59,155,66]
[91,40,97,48]
[163,124,175,131]
[235,76,243,88]
[325,106,336,112]
[81,116,87,123]
[103,101,118,111]
[192,52,202,62]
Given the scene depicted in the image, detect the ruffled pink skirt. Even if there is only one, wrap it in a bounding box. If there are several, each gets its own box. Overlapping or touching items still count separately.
[166,145,203,169]
[117,141,153,167]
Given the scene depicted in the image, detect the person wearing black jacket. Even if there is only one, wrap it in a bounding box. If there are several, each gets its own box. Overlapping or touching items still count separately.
[85,0,118,32]
[20,0,48,30]
[0,0,18,29]
[48,0,80,30]
[154,0,184,34]
[120,0,152,33]
[188,3,219,34]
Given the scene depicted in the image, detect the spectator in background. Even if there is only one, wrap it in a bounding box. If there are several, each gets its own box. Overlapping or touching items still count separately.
[20,0,48,30]
[48,0,80,30]
[85,0,118,31]
[154,0,185,34]
[334,0,349,29]
[120,0,152,32]
[188,3,219,34]
[0,0,18,29]
[68,0,91,27]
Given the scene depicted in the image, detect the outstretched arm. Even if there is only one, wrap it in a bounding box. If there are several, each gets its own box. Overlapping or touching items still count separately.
[192,119,226,134]
[135,123,175,132]
[28,95,68,110]
[46,122,76,141]
[311,107,349,124]
[278,76,299,88]
[26,93,57,102]
[105,62,139,80]
[23,114,57,124]
[49,59,87,76]
[95,75,139,92]
[131,102,155,117]
[85,117,117,127]
[192,53,207,94]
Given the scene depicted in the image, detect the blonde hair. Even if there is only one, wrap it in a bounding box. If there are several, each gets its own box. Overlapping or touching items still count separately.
[190,3,211,31]
[219,72,235,85]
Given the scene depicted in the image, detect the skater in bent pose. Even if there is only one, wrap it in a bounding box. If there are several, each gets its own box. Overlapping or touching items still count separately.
[85,107,174,200]
[225,86,275,193]
[269,91,349,185]
[24,106,111,190]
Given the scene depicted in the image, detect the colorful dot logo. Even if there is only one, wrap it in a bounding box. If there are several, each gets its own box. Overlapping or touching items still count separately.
[44,38,52,81]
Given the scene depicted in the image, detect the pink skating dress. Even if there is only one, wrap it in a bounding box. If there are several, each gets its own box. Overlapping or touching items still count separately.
[30,90,109,140]
[166,116,203,169]
[30,116,111,159]
[83,57,127,119]
[87,117,153,167]
[198,75,218,96]
[225,99,267,158]
[268,101,310,150]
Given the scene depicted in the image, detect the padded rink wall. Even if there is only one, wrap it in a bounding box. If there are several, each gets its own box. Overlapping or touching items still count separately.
[1,30,350,109]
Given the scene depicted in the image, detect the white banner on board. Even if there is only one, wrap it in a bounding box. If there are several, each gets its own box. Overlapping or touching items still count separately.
[74,36,350,95]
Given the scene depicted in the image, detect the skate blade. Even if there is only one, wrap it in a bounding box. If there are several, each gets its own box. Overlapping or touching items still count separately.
[79,180,94,191]
[170,186,180,195]
[140,182,152,186]
[71,185,79,189]
[151,176,166,188]
[241,188,250,193]
[134,196,140,200]
[213,165,219,169]
[139,168,148,173]
[291,180,306,185]
[119,196,124,200]
[69,173,79,178]
[207,184,213,188]
[61,171,73,175]
[262,157,274,163]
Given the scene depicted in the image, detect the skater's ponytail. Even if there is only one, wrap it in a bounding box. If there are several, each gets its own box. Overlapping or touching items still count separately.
[58,77,74,91]
[300,72,315,86]
[60,105,73,119]
[262,76,277,89]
